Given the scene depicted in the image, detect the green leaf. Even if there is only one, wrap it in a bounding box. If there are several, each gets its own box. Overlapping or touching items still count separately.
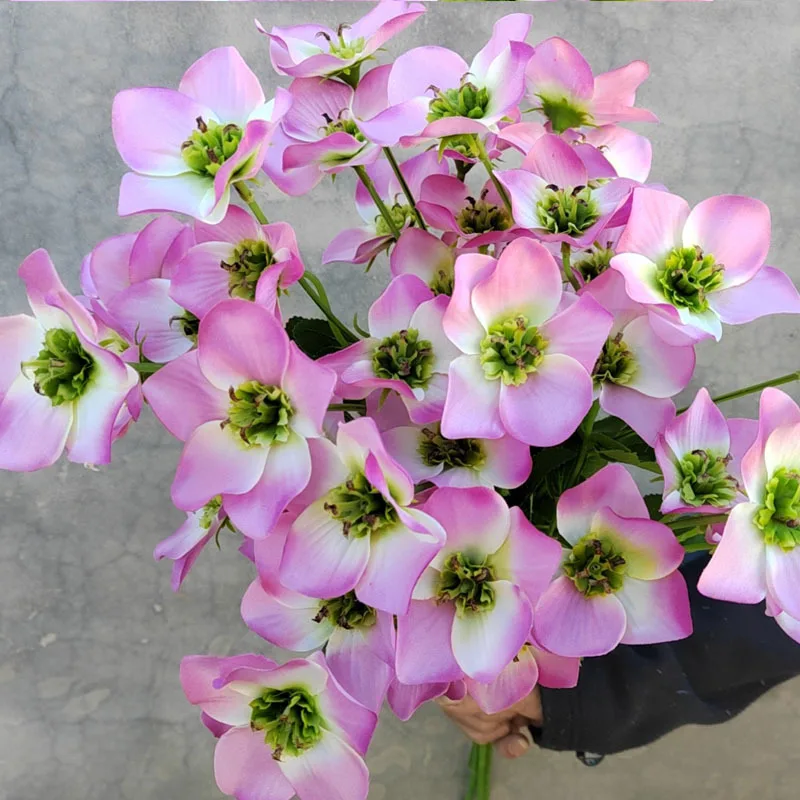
[285,317,346,360]
[644,493,663,520]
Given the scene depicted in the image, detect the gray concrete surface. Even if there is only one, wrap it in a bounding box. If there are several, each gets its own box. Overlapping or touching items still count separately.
[2,2,800,799]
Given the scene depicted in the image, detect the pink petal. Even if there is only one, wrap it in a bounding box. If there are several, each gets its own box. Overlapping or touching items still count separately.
[129,215,193,283]
[387,678,449,721]
[499,354,592,447]
[472,237,563,330]
[616,188,690,263]
[482,41,535,121]
[225,433,312,540]
[682,195,770,287]
[592,60,651,112]
[496,169,548,232]
[179,47,265,126]
[169,242,235,319]
[382,426,442,484]
[441,355,503,440]
[600,386,676,448]
[697,502,767,604]
[280,499,371,599]
[557,463,648,545]
[618,572,693,646]
[141,350,228,441]
[358,97,432,147]
[525,37,593,103]
[118,171,222,223]
[282,345,336,439]
[0,314,43,398]
[395,599,463,685]
[539,293,613,372]
[465,645,539,715]
[533,576,627,658]
[390,228,456,287]
[524,134,588,188]
[442,253,496,355]
[768,543,800,623]
[198,299,289,390]
[84,233,136,302]
[278,732,369,800]
[665,387,729,458]
[478,435,533,490]
[195,204,260,246]
[171,420,268,511]
[451,581,533,683]
[387,46,467,105]
[610,253,667,307]
[214,727,294,800]
[368,274,434,338]
[112,87,215,176]
[470,12,532,78]
[0,374,72,471]
[528,640,580,689]
[709,267,800,325]
[584,125,652,183]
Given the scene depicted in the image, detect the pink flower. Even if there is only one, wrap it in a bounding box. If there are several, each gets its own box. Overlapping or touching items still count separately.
[154,497,228,591]
[698,389,800,627]
[279,417,446,614]
[524,37,657,133]
[113,47,290,223]
[322,150,448,265]
[416,175,517,249]
[387,679,465,722]
[441,237,613,446]
[0,250,138,471]
[142,299,336,538]
[261,0,425,80]
[655,388,757,515]
[241,513,395,713]
[385,14,534,141]
[584,269,696,445]
[319,275,460,423]
[533,464,692,657]
[181,651,377,800]
[497,134,636,249]
[611,188,800,343]
[171,206,304,320]
[389,228,456,296]
[396,487,563,684]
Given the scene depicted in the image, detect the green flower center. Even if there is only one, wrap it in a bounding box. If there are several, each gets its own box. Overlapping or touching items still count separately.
[372,328,435,390]
[320,27,366,61]
[456,193,512,235]
[535,95,592,135]
[418,425,486,472]
[199,496,223,529]
[656,246,724,313]
[676,449,738,508]
[437,551,497,615]
[250,686,324,761]
[313,591,377,630]
[429,264,455,297]
[427,82,491,123]
[574,243,615,283]
[181,117,243,178]
[480,315,547,386]
[170,310,200,342]
[593,334,637,387]
[321,112,365,142]
[375,203,416,237]
[22,328,95,407]
[536,184,600,236]
[221,239,276,302]
[324,471,398,539]
[225,381,294,447]
[563,536,627,597]
[755,467,800,551]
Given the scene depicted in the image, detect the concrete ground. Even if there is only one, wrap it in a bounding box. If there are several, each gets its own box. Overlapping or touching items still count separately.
[2,1,800,798]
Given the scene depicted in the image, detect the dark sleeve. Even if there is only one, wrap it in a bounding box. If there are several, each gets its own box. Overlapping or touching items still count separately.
[531,555,800,755]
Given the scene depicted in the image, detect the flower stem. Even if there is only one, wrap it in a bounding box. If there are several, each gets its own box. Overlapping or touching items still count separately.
[235,184,358,345]
[665,512,729,531]
[466,743,493,800]
[234,182,268,225]
[471,135,512,216]
[382,147,427,231]
[561,242,581,291]
[353,165,401,239]
[708,371,800,407]
[570,399,601,484]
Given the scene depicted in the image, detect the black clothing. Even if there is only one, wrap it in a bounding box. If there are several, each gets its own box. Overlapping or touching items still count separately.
[531,555,800,755]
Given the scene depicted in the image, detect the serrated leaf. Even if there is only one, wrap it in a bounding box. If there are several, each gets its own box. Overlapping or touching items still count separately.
[285,316,346,360]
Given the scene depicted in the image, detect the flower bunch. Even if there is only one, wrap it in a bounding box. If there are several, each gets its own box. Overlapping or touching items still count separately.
[1,3,797,799]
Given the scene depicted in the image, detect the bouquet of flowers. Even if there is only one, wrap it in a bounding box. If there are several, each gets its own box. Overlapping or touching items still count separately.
[2,2,799,798]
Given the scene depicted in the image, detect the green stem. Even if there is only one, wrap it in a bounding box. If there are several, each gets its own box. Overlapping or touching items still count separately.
[665,512,729,531]
[472,135,512,216]
[709,371,800,407]
[327,402,366,413]
[561,242,580,291]
[353,165,401,239]
[234,182,268,225]
[570,399,601,484]
[382,147,427,231]
[130,361,164,382]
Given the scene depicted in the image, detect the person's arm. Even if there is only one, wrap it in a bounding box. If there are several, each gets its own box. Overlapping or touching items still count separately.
[532,555,800,755]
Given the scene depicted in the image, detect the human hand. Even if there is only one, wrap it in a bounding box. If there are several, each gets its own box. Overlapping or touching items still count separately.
[436,689,543,759]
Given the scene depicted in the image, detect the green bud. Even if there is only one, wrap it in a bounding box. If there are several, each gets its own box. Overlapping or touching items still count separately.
[181,117,243,178]
[436,551,497,615]
[479,315,547,386]
[536,184,601,236]
[324,471,398,539]
[427,82,491,124]
[225,381,294,447]
[456,192,512,235]
[563,536,627,597]
[676,449,738,508]
[372,328,435,390]
[593,334,637,387]
[22,328,95,406]
[250,686,324,760]
[656,246,724,313]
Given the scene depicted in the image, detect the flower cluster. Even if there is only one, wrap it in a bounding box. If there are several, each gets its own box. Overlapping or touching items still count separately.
[0,3,795,799]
